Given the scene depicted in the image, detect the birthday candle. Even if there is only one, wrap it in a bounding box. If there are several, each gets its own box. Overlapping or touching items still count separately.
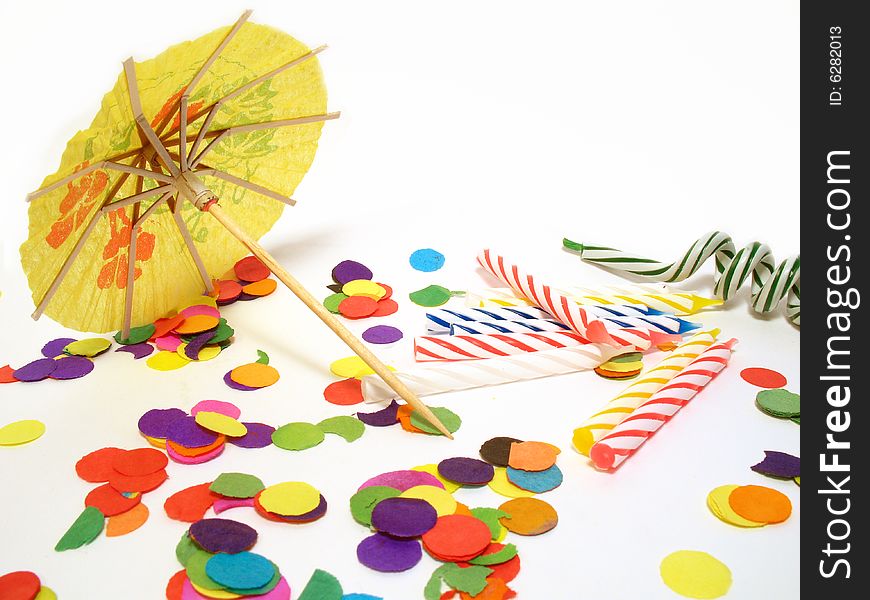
[450,320,571,334]
[414,331,592,361]
[588,338,736,470]
[476,250,656,350]
[572,329,720,455]
[361,344,623,403]
[425,306,553,334]
[563,232,799,324]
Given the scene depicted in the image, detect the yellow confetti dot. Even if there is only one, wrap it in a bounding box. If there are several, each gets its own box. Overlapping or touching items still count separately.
[195,411,247,438]
[0,419,46,446]
[342,279,386,299]
[64,338,111,357]
[706,485,765,528]
[34,586,58,600]
[330,356,394,379]
[660,550,732,599]
[411,464,460,493]
[143,435,166,448]
[176,343,221,362]
[146,351,191,371]
[794,476,800,486]
[259,481,321,516]
[190,581,242,599]
[400,485,457,517]
[487,467,535,499]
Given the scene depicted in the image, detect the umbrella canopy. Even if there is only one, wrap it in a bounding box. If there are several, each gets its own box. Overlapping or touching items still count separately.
[22,12,331,333]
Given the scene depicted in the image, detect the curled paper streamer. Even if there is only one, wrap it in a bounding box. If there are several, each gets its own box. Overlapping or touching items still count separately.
[563,232,800,325]
[464,286,722,316]
[361,345,623,403]
[589,338,736,470]
[414,331,592,361]
[572,329,720,455]
[476,250,655,350]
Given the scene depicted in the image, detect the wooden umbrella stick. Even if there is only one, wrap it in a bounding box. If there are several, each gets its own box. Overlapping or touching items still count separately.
[204,202,454,439]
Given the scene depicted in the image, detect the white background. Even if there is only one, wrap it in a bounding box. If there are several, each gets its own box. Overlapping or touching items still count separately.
[0,1,799,599]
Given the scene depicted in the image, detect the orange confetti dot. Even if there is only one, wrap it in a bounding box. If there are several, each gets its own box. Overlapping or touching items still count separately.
[422,515,492,561]
[498,497,558,535]
[167,435,226,457]
[242,278,277,297]
[397,404,426,434]
[106,503,150,537]
[1,364,19,383]
[174,314,219,334]
[230,363,280,388]
[728,485,792,524]
[459,577,515,600]
[151,314,185,339]
[507,441,560,471]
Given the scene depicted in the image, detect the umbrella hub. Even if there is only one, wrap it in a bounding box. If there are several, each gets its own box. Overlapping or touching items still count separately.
[174,171,218,210]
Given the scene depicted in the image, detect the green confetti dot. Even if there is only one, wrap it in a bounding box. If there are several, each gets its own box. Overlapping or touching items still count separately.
[317,416,365,442]
[256,350,270,365]
[756,389,800,418]
[410,406,462,436]
[442,564,492,596]
[409,285,452,307]
[185,550,223,591]
[469,543,518,566]
[791,416,800,425]
[209,472,265,499]
[271,422,325,451]
[114,323,156,345]
[175,532,198,566]
[55,506,104,552]
[298,569,343,600]
[349,486,402,527]
[608,352,643,364]
[206,319,234,344]
[469,507,509,540]
[324,293,348,313]
[224,560,282,595]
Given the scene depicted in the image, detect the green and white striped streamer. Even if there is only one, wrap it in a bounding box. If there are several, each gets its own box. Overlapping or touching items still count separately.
[563,232,800,326]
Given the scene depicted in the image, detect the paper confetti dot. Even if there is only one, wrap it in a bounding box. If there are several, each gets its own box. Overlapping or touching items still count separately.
[342,280,386,299]
[324,378,365,406]
[706,485,765,528]
[234,256,270,282]
[497,497,558,535]
[114,323,156,345]
[728,484,792,524]
[317,416,365,442]
[147,351,190,371]
[333,260,373,285]
[210,473,266,499]
[41,337,77,358]
[230,363,280,389]
[358,470,444,493]
[259,482,321,516]
[410,407,461,436]
[479,436,524,467]
[12,358,58,382]
[350,486,403,527]
[324,293,348,313]
[272,422,325,451]
[400,485,457,516]
[437,457,495,486]
[371,497,438,538]
[195,411,248,438]
[357,533,423,572]
[339,296,379,319]
[228,423,275,449]
[508,441,560,471]
[750,451,800,479]
[372,298,399,317]
[50,356,95,380]
[64,338,111,357]
[422,515,492,561]
[362,325,403,344]
[740,367,787,388]
[506,464,563,493]
[190,400,241,419]
[410,464,460,493]
[242,278,277,297]
[487,467,535,499]
[0,419,46,446]
[409,248,445,272]
[660,550,732,599]
[55,506,104,551]
[409,285,452,307]
[330,356,379,379]
[106,503,150,537]
[206,551,275,590]
[756,389,800,418]
[190,518,258,554]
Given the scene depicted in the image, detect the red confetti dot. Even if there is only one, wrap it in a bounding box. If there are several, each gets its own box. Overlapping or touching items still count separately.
[740,367,787,389]
[85,483,142,516]
[324,378,364,406]
[372,298,399,317]
[0,364,19,384]
[75,447,126,483]
[112,447,168,476]
[0,571,41,600]
[422,515,492,561]
[109,469,169,493]
[216,279,243,303]
[164,482,219,523]
[165,570,187,600]
[234,256,270,282]
[339,295,378,319]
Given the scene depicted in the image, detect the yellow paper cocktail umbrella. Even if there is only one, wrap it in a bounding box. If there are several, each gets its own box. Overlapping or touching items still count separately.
[22,11,451,437]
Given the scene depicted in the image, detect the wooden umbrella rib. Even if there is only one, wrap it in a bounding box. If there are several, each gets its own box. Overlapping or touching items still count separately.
[27,158,165,202]
[189,111,340,168]
[187,45,326,160]
[170,196,214,295]
[195,168,296,206]
[100,184,174,213]
[123,59,181,178]
[121,158,146,339]
[105,161,173,183]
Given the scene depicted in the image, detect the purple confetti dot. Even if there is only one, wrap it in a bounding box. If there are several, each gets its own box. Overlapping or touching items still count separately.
[13,358,58,382]
[356,400,400,427]
[224,370,257,391]
[115,342,154,359]
[189,518,258,554]
[165,415,219,448]
[437,457,495,486]
[138,408,188,439]
[356,533,422,572]
[332,260,373,285]
[371,497,438,538]
[362,325,403,345]
[228,422,276,449]
[41,338,77,358]
[184,331,214,360]
[751,451,800,479]
[236,293,258,302]
[50,356,94,380]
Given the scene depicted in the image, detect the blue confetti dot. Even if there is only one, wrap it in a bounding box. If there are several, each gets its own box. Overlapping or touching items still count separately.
[409,248,445,272]
[205,551,275,590]
[505,464,563,493]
